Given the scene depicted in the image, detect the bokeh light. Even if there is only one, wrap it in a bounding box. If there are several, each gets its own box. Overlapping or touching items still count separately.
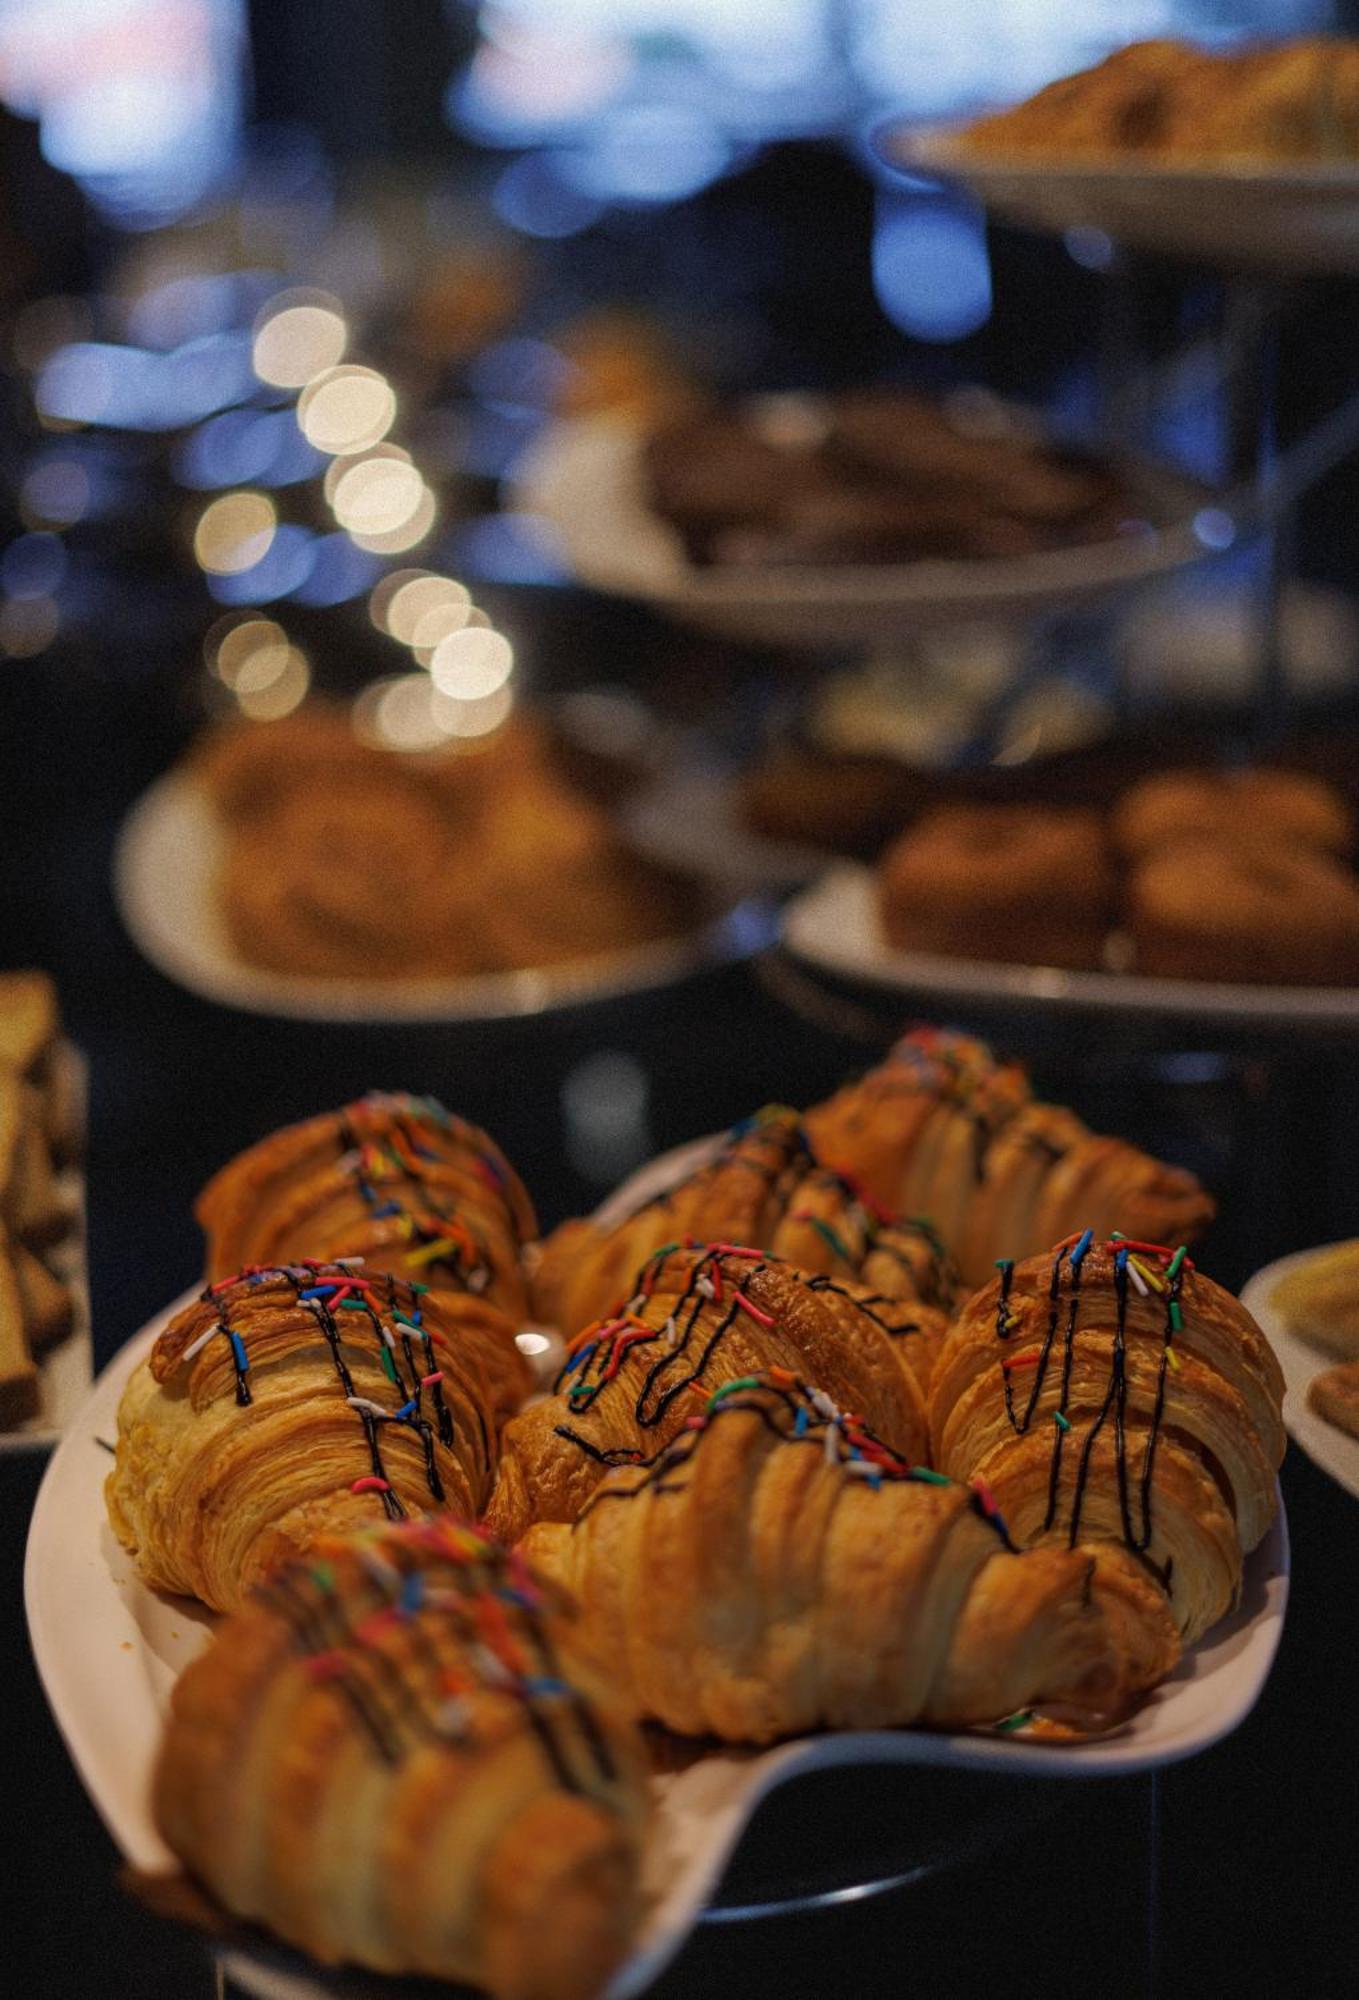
[347,484,436,555]
[234,645,311,720]
[430,625,514,701]
[329,451,426,539]
[252,289,347,388]
[193,492,277,574]
[410,593,474,663]
[297,365,396,455]
[351,672,456,753]
[206,615,290,690]
[2,534,67,599]
[0,596,59,658]
[20,458,90,528]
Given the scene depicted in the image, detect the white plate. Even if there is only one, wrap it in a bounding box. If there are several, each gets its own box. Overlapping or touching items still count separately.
[27,1251,1288,1999]
[0,1044,92,1456]
[1241,1245,1359,1503]
[113,775,768,1024]
[624,766,833,895]
[782,863,1359,1033]
[514,413,1213,650]
[882,120,1359,274]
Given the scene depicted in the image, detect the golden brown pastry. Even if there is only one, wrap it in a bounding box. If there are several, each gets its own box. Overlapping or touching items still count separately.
[929,1233,1285,1644]
[876,805,1115,971]
[488,1244,935,1545]
[1270,1240,1359,1358]
[806,1026,1215,1289]
[107,1262,530,1611]
[0,968,79,1161]
[197,1093,536,1322]
[1127,839,1359,987]
[1307,1357,1359,1439]
[0,1247,37,1427]
[155,1517,649,2000]
[522,1373,1179,1743]
[533,1105,957,1338]
[1112,768,1353,862]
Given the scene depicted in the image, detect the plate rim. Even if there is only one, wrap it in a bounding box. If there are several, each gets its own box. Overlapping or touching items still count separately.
[113,773,768,1025]
[782,862,1359,1031]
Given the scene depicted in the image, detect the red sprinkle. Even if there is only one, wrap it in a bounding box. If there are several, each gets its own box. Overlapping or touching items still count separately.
[351,1476,392,1495]
[973,1478,1000,1516]
[306,1651,348,1680]
[734,1290,775,1329]
[420,1371,442,1389]
[1002,1348,1041,1372]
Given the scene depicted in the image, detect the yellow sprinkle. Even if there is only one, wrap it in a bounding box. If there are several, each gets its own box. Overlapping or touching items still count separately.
[1128,1255,1165,1294]
[1166,1347,1181,1373]
[406,1236,457,1268]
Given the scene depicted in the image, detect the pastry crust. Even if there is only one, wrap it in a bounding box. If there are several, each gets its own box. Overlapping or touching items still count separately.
[107,1263,530,1611]
[806,1027,1214,1288]
[196,1093,536,1321]
[522,1376,1180,1742]
[1270,1240,1359,1358]
[1307,1357,1359,1440]
[1112,767,1353,861]
[153,1518,649,2000]
[488,1246,935,1545]
[1127,839,1359,987]
[929,1237,1285,1644]
[532,1105,957,1336]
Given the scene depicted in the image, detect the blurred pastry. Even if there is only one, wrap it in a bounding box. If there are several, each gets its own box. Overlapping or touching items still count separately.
[1270,1240,1359,1358]
[1307,1357,1359,1440]
[154,1518,649,2000]
[1113,768,1353,861]
[877,804,1114,970]
[1127,839,1359,986]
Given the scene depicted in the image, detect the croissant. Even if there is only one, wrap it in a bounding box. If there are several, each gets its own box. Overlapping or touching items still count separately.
[522,1374,1180,1743]
[487,1244,937,1545]
[107,1262,530,1611]
[196,1093,537,1319]
[154,1517,649,2000]
[806,1026,1215,1288]
[929,1233,1285,1643]
[533,1105,957,1336]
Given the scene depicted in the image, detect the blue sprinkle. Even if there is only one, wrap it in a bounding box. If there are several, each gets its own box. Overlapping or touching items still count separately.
[794,1406,809,1438]
[229,1332,249,1373]
[1115,1247,1130,1277]
[1069,1228,1094,1269]
[522,1675,570,1697]
[372,1201,402,1220]
[299,1285,337,1302]
[392,1398,417,1421]
[563,1341,597,1380]
[400,1572,424,1613]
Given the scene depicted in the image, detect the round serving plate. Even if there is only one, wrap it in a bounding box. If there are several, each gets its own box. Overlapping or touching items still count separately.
[781,864,1359,1035]
[113,775,772,1025]
[28,1262,1287,1996]
[879,119,1359,275]
[512,412,1215,651]
[1241,1245,1359,1503]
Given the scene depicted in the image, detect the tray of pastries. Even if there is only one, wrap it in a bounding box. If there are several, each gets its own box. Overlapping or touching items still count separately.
[782,765,1359,1029]
[1242,1241,1359,1502]
[513,388,1211,649]
[114,705,760,1023]
[882,37,1359,273]
[0,971,89,1453]
[28,1036,1287,1998]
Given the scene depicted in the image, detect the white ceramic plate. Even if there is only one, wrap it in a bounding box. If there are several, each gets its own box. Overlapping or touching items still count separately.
[781,863,1359,1033]
[513,413,1212,650]
[113,775,768,1024]
[881,120,1359,275]
[0,1045,92,1456]
[28,1238,1288,1997]
[1241,1245,1359,1503]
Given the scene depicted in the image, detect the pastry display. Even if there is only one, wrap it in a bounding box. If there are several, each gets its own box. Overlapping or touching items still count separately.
[806,1026,1214,1289]
[877,805,1114,971]
[930,1234,1285,1643]
[644,389,1138,569]
[106,1262,529,1610]
[522,1371,1180,1743]
[1306,1358,1359,1440]
[532,1102,957,1337]
[1269,1239,1359,1358]
[487,1243,936,1545]
[864,768,1359,985]
[188,706,699,984]
[957,37,1359,164]
[0,972,81,1429]
[197,1091,536,1321]
[154,1517,649,2000]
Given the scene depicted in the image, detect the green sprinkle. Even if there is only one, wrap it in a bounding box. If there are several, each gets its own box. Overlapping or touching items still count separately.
[994,1710,1033,1734]
[1169,1301,1182,1333]
[1166,1246,1187,1280]
[806,1215,852,1264]
[310,1562,335,1594]
[409,1282,430,1296]
[908,1467,952,1486]
[379,1346,398,1384]
[710,1376,761,1404]
[341,1297,369,1309]
[393,1309,421,1331]
[649,1241,682,1263]
[994,1257,1014,1271]
[1054,1411,1071,1433]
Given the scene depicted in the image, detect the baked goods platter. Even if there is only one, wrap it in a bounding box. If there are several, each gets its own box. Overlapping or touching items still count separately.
[783,865,1359,1033]
[1241,1243,1359,1502]
[880,39,1359,274]
[513,402,1213,650]
[115,775,762,1023]
[0,972,91,1455]
[27,1036,1289,2000]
